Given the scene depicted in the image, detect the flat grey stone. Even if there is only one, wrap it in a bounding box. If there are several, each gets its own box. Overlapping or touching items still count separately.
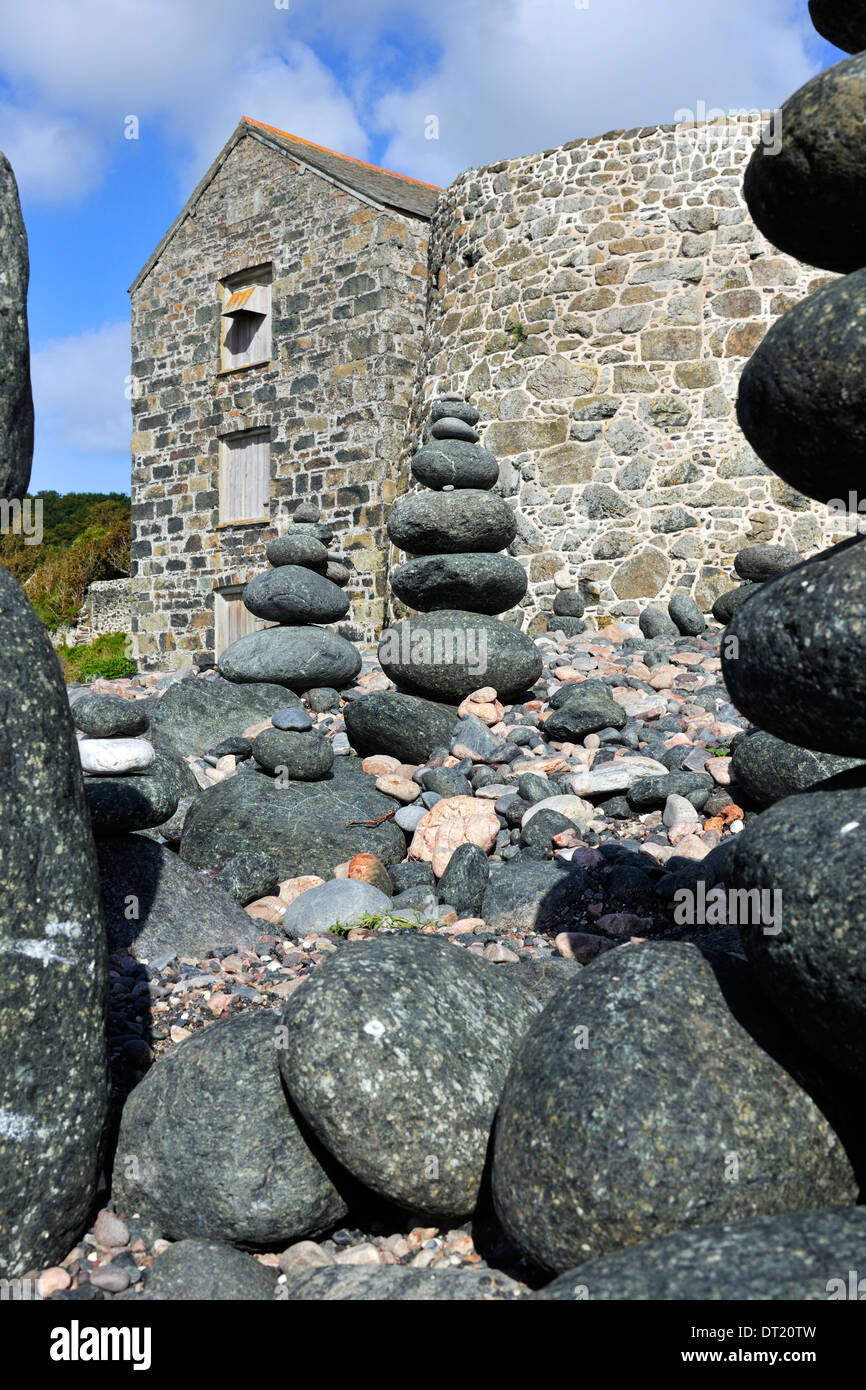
[73,693,149,738]
[284,1265,526,1300]
[482,859,592,934]
[344,691,460,765]
[734,545,800,582]
[731,729,863,807]
[252,728,334,780]
[266,533,328,569]
[388,490,515,554]
[391,553,528,615]
[142,1239,277,1300]
[281,879,393,939]
[410,441,499,491]
[378,611,542,704]
[149,674,300,757]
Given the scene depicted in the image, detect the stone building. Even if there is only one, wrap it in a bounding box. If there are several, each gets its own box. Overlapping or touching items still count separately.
[129,117,437,669]
[130,114,840,668]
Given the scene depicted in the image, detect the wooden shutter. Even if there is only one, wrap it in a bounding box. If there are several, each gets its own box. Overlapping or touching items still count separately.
[220,433,270,524]
[214,587,268,657]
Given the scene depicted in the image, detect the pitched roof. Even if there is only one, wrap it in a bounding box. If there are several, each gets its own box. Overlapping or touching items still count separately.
[130,118,440,293]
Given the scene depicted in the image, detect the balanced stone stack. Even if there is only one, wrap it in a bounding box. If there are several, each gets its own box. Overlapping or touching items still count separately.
[721,8,866,1087]
[381,396,542,703]
[711,544,801,626]
[72,691,187,836]
[218,517,361,693]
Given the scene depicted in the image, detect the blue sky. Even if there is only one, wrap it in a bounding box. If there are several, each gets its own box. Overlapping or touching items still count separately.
[0,0,839,496]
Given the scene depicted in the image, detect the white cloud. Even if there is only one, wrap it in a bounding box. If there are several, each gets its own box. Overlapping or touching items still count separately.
[0,0,823,203]
[31,321,131,462]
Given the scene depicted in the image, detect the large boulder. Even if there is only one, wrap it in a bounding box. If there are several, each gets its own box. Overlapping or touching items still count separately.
[731,729,863,807]
[387,491,517,555]
[180,758,405,880]
[534,1207,866,1300]
[725,770,866,1085]
[378,611,542,704]
[733,545,800,583]
[736,272,866,505]
[0,565,108,1276]
[279,934,540,1219]
[218,626,361,692]
[0,154,33,499]
[391,553,528,615]
[722,535,866,756]
[113,1012,348,1247]
[149,675,298,757]
[492,941,855,1274]
[744,54,866,274]
[83,747,191,835]
[96,836,261,958]
[343,691,459,764]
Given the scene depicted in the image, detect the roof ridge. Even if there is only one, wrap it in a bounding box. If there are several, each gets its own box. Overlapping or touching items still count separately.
[241,117,441,192]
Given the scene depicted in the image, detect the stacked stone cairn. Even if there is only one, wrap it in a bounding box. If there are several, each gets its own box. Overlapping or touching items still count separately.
[638,542,803,639]
[720,4,866,1089]
[381,395,543,703]
[218,513,361,705]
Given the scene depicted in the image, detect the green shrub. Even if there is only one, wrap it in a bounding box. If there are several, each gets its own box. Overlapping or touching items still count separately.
[57,633,136,685]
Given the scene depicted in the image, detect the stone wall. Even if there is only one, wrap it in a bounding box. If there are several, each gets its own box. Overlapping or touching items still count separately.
[401,118,842,627]
[130,129,430,669]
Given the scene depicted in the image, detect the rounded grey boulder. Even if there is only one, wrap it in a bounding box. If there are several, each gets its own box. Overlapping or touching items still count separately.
[180,757,405,880]
[344,691,459,764]
[252,727,335,780]
[243,565,349,625]
[725,771,866,1084]
[266,533,328,569]
[731,729,863,807]
[218,625,361,692]
[387,490,516,555]
[492,941,855,1274]
[733,544,800,582]
[722,536,866,756]
[737,270,866,504]
[73,692,149,738]
[378,610,542,704]
[279,933,541,1219]
[113,1011,348,1248]
[744,54,866,274]
[410,440,499,491]
[534,1207,866,1300]
[667,593,705,636]
[391,553,527,614]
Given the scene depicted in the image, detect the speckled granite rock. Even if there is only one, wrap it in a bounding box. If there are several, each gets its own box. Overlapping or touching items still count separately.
[737,273,866,504]
[214,850,280,906]
[387,490,517,555]
[218,625,361,692]
[378,610,542,704]
[179,758,405,880]
[731,729,863,807]
[410,440,499,491]
[149,675,299,757]
[344,691,459,764]
[534,1207,866,1300]
[141,1239,277,1300]
[0,565,108,1277]
[113,1012,348,1247]
[284,1265,527,1300]
[242,565,349,625]
[725,770,866,1084]
[83,750,181,835]
[809,0,866,52]
[391,552,528,615]
[543,687,626,741]
[744,54,866,274]
[252,727,334,780]
[72,692,149,738]
[96,836,260,958]
[733,545,800,583]
[722,536,866,756]
[0,155,33,499]
[279,933,540,1219]
[492,941,856,1274]
[711,582,760,626]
